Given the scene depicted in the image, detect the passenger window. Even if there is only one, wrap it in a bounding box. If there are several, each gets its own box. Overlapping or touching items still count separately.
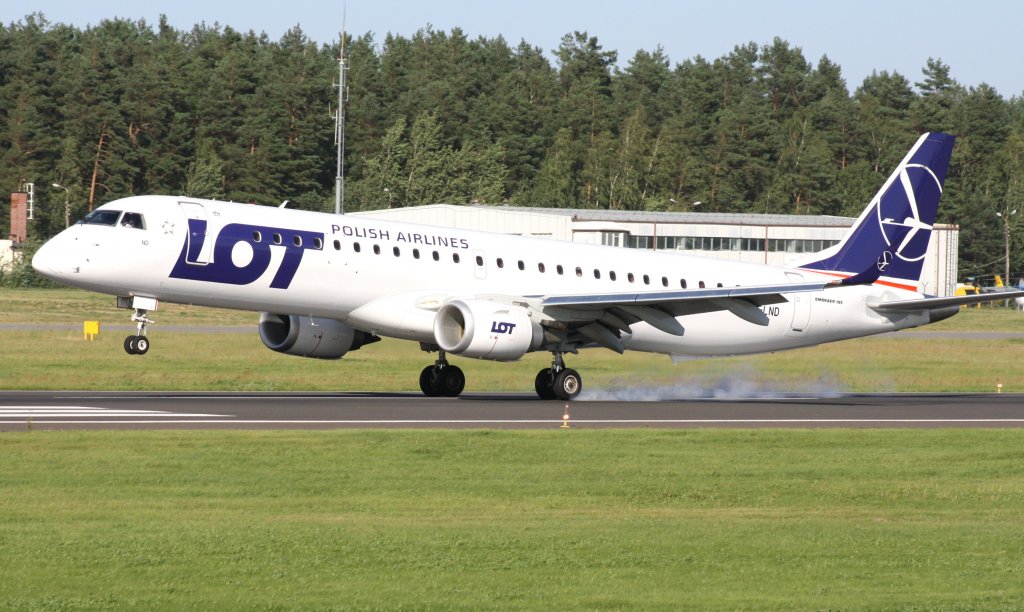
[393,246,401,257]
[413,249,420,259]
[610,271,617,281]
[293,235,303,247]
[575,267,582,277]
[432,251,439,261]
[373,244,381,255]
[538,263,546,273]
[518,260,525,270]
[680,279,687,289]
[497,258,504,268]
[628,273,635,283]
[254,231,263,243]
[333,240,340,250]
[699,281,706,288]
[556,265,564,275]
[593,269,601,279]
[313,237,323,249]
[662,277,669,287]
[120,212,145,229]
[717,282,723,288]
[453,253,460,263]
[643,274,650,285]
[475,255,483,266]
[353,242,361,253]
[273,233,283,245]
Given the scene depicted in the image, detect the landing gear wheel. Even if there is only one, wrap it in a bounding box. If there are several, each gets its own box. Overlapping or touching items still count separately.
[419,366,443,397]
[437,365,465,397]
[419,364,465,397]
[553,368,582,401]
[534,368,556,400]
[124,335,149,355]
[124,306,155,356]
[134,336,150,355]
[419,350,466,398]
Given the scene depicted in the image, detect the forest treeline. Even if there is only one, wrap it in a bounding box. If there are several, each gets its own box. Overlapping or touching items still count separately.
[2,13,1024,275]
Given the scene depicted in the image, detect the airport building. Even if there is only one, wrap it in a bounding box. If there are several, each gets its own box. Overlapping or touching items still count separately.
[353,204,960,296]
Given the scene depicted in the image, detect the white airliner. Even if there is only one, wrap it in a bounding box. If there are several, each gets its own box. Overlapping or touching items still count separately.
[32,133,1024,400]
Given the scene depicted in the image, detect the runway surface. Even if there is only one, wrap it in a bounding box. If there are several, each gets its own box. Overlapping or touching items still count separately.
[2,391,1024,430]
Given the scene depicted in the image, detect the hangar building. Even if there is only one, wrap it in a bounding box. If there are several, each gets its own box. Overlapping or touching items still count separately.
[353,204,959,297]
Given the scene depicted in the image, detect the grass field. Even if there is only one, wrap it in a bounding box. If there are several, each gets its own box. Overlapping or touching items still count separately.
[2,429,1024,610]
[2,288,1024,393]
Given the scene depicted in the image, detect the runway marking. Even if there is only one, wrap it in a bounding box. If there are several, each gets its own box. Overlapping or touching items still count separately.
[0,406,224,419]
[4,418,1024,426]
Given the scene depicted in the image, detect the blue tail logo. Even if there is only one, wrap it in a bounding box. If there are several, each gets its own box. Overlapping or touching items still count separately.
[800,133,955,286]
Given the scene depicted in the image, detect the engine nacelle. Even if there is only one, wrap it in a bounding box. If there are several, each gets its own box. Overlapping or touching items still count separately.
[433,300,542,361]
[259,313,379,359]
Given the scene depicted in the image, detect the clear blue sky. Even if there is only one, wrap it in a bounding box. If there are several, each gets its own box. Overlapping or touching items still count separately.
[6,0,1021,97]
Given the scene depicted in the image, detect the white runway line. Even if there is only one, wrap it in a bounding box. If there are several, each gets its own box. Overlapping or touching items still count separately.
[2,418,1024,425]
[0,406,224,418]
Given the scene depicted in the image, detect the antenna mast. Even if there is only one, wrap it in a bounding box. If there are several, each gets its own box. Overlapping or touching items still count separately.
[333,6,348,215]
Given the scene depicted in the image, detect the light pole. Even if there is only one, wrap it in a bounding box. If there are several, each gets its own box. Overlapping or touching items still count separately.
[384,187,393,208]
[52,183,70,228]
[996,208,1018,286]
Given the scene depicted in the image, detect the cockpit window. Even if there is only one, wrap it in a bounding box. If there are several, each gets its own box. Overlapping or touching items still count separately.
[120,212,145,229]
[82,210,122,226]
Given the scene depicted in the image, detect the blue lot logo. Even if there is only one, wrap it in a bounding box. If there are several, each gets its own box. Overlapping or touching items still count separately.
[491,321,517,334]
[169,219,323,289]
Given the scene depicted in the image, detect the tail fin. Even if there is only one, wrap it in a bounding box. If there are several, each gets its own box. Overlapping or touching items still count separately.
[797,132,956,290]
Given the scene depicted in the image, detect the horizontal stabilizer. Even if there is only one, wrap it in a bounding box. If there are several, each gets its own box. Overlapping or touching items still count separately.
[869,290,1024,312]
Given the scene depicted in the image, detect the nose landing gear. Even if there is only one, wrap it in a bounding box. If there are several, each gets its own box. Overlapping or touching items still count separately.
[124,308,153,355]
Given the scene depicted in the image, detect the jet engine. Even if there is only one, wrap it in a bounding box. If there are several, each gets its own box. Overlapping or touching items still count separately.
[259,313,379,359]
[433,300,542,361]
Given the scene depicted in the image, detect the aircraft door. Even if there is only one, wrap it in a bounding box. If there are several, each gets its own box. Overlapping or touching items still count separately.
[472,249,487,280]
[785,272,812,335]
[179,202,212,265]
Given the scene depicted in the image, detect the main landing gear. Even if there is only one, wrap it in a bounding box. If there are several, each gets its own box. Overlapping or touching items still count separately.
[534,352,582,401]
[419,350,466,397]
[123,308,153,356]
[416,350,582,400]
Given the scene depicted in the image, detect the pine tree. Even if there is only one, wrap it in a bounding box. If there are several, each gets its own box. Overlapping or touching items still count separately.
[183,140,225,199]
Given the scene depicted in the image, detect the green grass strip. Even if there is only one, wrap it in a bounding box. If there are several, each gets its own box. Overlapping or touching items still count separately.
[2,429,1024,609]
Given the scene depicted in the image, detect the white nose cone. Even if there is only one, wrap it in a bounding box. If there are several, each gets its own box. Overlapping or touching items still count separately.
[31,240,64,280]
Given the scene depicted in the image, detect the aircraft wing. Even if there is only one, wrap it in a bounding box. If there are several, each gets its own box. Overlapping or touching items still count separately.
[533,281,835,352]
[868,290,1024,312]
[541,281,834,309]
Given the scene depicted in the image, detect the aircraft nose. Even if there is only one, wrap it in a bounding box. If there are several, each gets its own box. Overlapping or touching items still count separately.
[31,239,65,280]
